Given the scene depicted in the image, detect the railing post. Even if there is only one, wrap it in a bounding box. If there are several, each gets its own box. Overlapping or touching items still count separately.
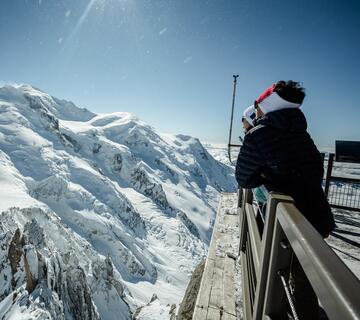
[240,188,257,320]
[239,189,252,253]
[324,153,334,198]
[244,188,253,205]
[237,187,243,208]
[261,218,293,319]
[321,152,325,163]
[252,193,294,320]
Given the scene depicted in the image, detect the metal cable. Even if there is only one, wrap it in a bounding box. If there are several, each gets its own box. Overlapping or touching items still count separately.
[277,270,300,320]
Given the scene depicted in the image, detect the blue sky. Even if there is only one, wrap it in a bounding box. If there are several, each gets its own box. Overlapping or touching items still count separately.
[0,0,359,148]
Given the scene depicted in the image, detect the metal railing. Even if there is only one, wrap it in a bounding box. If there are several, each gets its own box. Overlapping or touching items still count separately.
[239,188,360,320]
[323,153,360,212]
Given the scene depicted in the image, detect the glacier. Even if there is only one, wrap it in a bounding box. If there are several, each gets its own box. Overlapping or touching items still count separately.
[0,84,236,319]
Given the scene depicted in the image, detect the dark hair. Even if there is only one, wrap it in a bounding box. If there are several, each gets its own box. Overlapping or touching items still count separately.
[274,80,305,104]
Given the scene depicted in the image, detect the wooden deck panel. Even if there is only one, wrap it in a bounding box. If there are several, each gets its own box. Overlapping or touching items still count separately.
[193,193,239,319]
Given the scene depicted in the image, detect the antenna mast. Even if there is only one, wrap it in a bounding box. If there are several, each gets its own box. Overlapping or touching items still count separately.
[227,75,240,163]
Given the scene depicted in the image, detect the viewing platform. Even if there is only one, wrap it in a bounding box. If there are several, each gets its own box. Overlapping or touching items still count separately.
[189,187,360,320]
[180,147,360,320]
[193,193,240,319]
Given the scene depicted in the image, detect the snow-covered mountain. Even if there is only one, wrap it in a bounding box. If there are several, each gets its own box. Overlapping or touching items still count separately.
[0,84,236,319]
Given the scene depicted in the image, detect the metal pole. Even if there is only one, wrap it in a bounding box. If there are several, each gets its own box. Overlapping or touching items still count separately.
[324,153,334,198]
[228,74,239,163]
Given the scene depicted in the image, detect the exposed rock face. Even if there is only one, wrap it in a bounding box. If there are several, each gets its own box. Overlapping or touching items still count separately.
[23,244,39,293]
[131,166,169,208]
[61,133,81,152]
[65,268,100,320]
[24,218,46,248]
[92,143,102,154]
[177,260,205,320]
[177,211,201,239]
[0,208,131,320]
[8,229,25,290]
[169,304,177,320]
[25,93,60,131]
[112,153,123,172]
[24,93,82,152]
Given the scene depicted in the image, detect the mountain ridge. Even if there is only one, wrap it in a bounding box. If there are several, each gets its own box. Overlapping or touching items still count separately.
[0,84,236,319]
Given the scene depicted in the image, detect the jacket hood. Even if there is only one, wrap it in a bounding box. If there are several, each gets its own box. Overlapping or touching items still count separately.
[254,108,307,132]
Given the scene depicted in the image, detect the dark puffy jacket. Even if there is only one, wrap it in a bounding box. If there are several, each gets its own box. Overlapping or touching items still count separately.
[235,108,335,237]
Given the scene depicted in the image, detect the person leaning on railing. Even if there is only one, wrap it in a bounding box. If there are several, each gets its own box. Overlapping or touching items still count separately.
[235,80,336,320]
[241,105,268,225]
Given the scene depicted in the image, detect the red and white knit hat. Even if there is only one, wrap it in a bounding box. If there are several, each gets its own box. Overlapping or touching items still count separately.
[256,84,301,114]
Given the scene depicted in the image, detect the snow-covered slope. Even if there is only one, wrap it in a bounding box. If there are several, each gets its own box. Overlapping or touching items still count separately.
[0,84,236,319]
[203,143,239,167]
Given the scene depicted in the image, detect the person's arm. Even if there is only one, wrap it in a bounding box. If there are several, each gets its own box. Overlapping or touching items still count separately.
[235,133,265,188]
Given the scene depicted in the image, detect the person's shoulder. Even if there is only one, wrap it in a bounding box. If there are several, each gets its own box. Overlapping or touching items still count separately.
[242,124,267,146]
[247,124,266,136]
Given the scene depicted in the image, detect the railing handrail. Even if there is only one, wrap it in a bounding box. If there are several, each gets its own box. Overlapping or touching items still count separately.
[328,176,360,184]
[240,188,360,320]
[277,201,360,319]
